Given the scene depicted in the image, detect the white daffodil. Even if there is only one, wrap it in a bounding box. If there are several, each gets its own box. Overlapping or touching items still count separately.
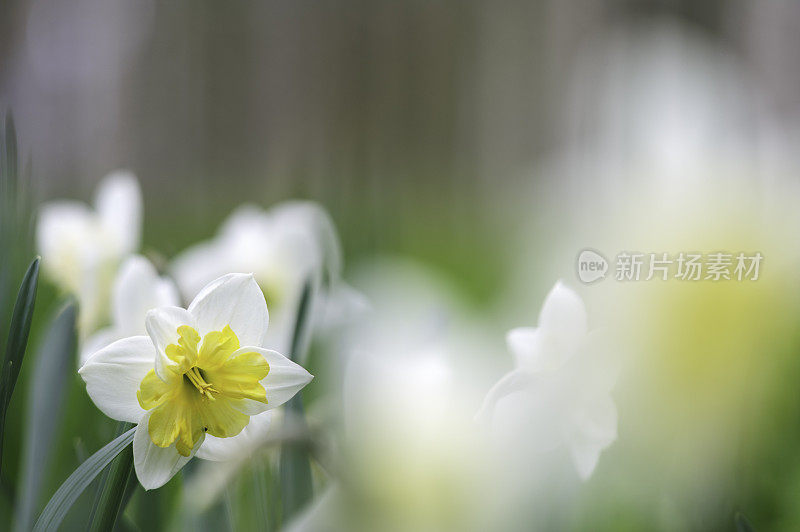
[285,346,487,532]
[285,259,495,532]
[79,273,313,490]
[477,281,617,480]
[80,254,180,366]
[36,171,142,334]
[170,202,341,353]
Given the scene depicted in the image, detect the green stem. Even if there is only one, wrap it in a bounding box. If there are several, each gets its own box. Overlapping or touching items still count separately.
[279,280,314,523]
[279,395,313,521]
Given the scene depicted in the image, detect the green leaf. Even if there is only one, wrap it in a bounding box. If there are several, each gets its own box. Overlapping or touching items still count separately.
[13,300,77,532]
[32,427,136,532]
[279,279,314,523]
[87,421,135,532]
[288,281,313,365]
[0,257,40,475]
[0,112,33,357]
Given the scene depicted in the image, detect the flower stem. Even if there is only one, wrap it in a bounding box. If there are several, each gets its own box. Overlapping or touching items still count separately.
[279,280,314,523]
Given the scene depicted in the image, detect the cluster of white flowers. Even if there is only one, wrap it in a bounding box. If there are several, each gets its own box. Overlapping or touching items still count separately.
[36,172,620,522]
[37,173,330,488]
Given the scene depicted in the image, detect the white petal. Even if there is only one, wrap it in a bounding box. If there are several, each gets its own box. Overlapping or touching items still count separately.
[133,411,203,490]
[230,347,312,415]
[155,278,182,309]
[195,410,273,461]
[568,437,603,481]
[79,327,119,366]
[538,281,588,360]
[187,273,269,347]
[490,384,564,453]
[145,306,196,380]
[505,327,556,372]
[268,201,343,283]
[35,200,96,289]
[78,336,155,423]
[218,204,272,240]
[94,171,142,255]
[170,241,231,301]
[113,255,180,334]
[474,368,534,424]
[313,281,370,335]
[566,394,618,480]
[563,328,620,395]
[571,394,618,447]
[36,201,93,257]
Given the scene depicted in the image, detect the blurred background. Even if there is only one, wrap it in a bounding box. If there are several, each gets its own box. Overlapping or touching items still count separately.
[3,0,794,294]
[4,0,800,530]
[0,0,799,288]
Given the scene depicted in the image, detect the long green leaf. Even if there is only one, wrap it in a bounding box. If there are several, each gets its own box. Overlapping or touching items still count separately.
[279,280,314,523]
[288,281,313,365]
[0,113,33,365]
[0,256,40,475]
[13,300,77,532]
[87,421,135,532]
[32,427,136,532]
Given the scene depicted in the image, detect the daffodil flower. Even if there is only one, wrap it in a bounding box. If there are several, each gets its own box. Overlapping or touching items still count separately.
[79,273,313,489]
[283,260,495,532]
[170,202,342,353]
[36,171,142,334]
[80,254,180,365]
[477,281,617,480]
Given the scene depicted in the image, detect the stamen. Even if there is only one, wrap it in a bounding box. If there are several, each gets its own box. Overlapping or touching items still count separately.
[184,367,219,400]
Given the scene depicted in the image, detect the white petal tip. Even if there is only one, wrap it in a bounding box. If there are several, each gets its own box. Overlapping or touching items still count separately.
[547,280,578,300]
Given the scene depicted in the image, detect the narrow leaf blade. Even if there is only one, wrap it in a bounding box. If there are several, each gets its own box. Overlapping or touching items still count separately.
[13,300,77,532]
[0,111,34,377]
[1,256,40,407]
[87,421,135,532]
[0,256,40,475]
[32,427,136,532]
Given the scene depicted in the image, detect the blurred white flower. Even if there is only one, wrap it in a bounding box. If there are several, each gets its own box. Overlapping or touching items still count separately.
[170,201,343,354]
[80,254,179,365]
[477,281,617,480]
[79,273,313,489]
[287,346,487,532]
[36,171,142,334]
[288,258,494,532]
